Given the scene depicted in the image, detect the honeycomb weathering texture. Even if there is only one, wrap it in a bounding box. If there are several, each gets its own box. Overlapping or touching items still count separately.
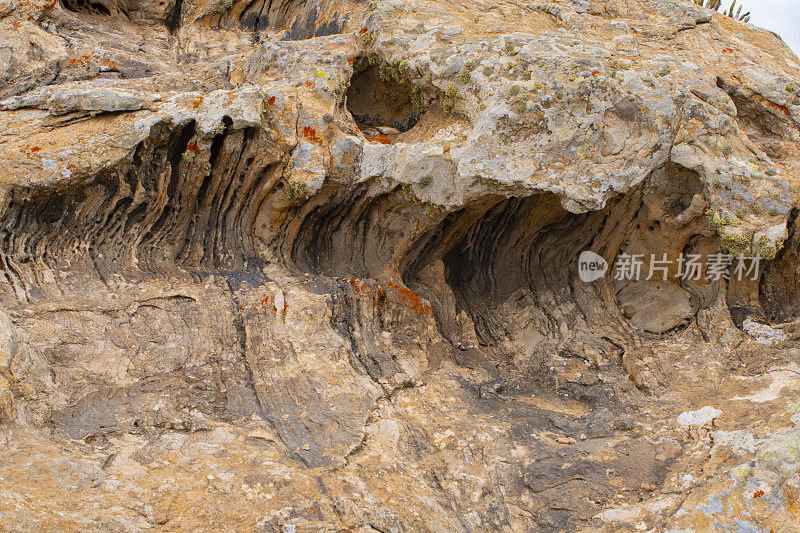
[1,0,800,530]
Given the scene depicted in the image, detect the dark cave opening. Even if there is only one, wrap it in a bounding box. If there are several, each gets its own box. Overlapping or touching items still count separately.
[61,0,112,15]
[759,208,800,324]
[238,0,344,39]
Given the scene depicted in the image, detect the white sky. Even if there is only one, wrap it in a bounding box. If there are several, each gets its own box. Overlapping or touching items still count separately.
[722,0,800,57]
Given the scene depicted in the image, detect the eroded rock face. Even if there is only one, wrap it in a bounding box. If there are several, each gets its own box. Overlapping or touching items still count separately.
[1,0,800,530]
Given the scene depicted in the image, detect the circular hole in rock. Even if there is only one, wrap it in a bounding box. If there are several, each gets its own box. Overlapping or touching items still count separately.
[345,59,424,137]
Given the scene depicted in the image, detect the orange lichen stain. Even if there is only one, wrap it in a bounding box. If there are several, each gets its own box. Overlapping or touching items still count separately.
[358,27,368,35]
[753,490,765,498]
[591,70,600,76]
[364,134,392,144]
[305,80,314,88]
[350,278,385,308]
[388,282,433,317]
[187,142,201,155]
[348,57,356,65]
[752,94,791,118]
[722,48,733,53]
[19,144,41,157]
[302,126,322,144]
[267,96,276,105]
[190,97,204,109]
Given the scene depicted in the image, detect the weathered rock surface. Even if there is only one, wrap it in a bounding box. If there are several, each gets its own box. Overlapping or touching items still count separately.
[1,0,800,530]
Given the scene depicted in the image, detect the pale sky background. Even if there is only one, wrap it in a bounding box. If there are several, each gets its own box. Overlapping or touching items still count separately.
[722,0,800,57]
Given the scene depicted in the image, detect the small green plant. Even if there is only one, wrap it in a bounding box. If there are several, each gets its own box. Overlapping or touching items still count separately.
[360,31,374,45]
[757,235,783,260]
[483,66,494,76]
[288,180,309,200]
[507,84,521,97]
[411,85,426,113]
[512,95,527,114]
[440,82,459,113]
[369,58,427,114]
[182,151,196,163]
[282,155,295,179]
[607,59,630,71]
[693,0,750,22]
[418,174,433,187]
[705,209,731,229]
[459,70,471,84]
[401,183,414,201]
[721,232,750,254]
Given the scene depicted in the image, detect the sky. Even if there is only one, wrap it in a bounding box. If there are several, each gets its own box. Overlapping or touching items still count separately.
[725,0,800,57]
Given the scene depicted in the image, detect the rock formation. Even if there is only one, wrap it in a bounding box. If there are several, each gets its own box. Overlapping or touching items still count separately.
[1,0,800,529]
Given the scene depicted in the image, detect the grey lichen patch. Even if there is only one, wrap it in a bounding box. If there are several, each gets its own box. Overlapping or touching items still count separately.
[756,430,800,480]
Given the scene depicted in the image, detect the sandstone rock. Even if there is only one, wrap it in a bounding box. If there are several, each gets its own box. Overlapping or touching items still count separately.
[0,0,799,529]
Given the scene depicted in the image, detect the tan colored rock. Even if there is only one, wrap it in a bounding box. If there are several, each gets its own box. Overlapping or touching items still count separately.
[0,0,800,530]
